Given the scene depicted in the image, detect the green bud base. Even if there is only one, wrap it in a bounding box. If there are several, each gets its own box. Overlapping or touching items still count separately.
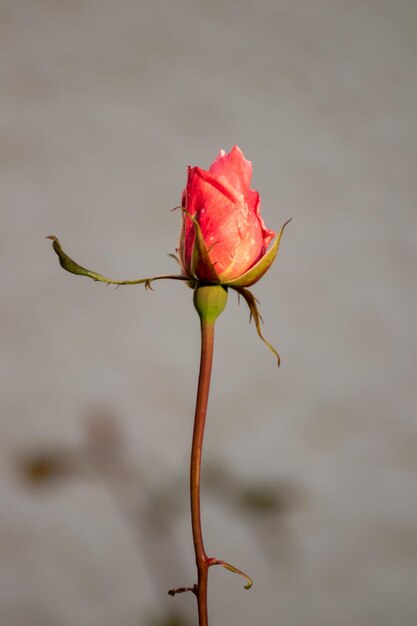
[193,285,228,324]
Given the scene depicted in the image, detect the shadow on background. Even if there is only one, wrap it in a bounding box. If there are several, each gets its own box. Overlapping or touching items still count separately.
[16,409,303,626]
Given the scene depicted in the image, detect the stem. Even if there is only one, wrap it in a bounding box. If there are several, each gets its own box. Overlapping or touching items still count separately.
[190,319,215,626]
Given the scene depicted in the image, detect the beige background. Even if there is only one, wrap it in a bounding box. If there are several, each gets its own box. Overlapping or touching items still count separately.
[1,1,416,625]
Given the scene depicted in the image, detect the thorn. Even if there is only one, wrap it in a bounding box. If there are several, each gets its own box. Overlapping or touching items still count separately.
[168,585,197,597]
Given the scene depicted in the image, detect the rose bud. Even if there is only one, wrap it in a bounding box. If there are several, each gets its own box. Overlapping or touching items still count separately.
[178,146,289,287]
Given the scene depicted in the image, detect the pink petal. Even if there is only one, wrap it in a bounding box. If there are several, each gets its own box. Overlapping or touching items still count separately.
[179,147,276,281]
[209,146,252,197]
[247,189,276,250]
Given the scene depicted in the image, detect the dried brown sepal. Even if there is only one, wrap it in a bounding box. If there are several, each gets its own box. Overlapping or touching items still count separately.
[230,285,281,366]
[208,558,253,590]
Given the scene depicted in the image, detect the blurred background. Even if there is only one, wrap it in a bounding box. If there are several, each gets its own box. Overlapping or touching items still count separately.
[1,1,416,625]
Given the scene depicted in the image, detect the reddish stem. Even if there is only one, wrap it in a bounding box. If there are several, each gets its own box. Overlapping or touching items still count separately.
[190,319,215,626]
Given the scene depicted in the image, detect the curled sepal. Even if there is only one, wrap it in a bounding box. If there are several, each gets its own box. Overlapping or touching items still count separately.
[182,209,220,283]
[208,558,253,590]
[47,236,189,288]
[225,218,292,288]
[168,252,180,265]
[231,285,281,366]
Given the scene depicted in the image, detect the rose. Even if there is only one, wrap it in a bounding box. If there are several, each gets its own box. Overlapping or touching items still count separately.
[178,146,280,287]
[49,144,289,361]
[48,143,291,626]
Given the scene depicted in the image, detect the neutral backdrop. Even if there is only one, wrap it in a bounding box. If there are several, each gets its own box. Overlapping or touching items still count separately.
[1,1,416,625]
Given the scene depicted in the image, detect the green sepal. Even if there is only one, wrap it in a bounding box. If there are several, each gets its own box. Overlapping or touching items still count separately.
[225,219,291,288]
[182,209,220,283]
[47,236,111,281]
[47,235,189,288]
[231,285,281,366]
